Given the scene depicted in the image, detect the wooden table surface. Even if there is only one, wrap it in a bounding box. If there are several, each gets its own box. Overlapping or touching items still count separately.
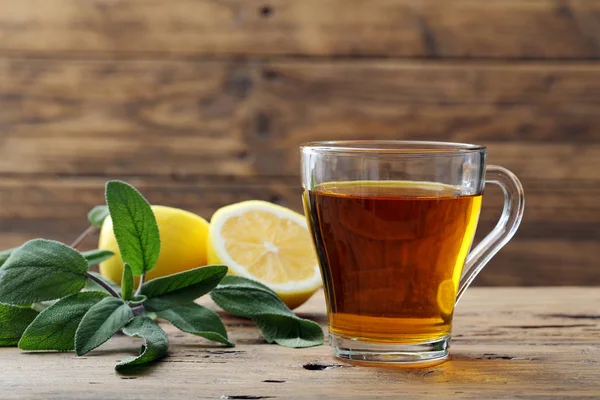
[2,287,599,399]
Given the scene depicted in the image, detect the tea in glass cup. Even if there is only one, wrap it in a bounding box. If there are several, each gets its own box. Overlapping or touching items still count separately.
[301,141,524,364]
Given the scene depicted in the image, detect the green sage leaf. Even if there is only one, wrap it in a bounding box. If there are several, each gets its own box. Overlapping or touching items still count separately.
[0,304,38,346]
[214,275,273,292]
[143,311,158,321]
[141,265,227,312]
[75,297,134,356]
[253,314,324,348]
[31,301,57,313]
[157,303,232,346]
[0,239,89,305]
[19,292,108,351]
[0,248,15,268]
[82,249,114,267]
[121,263,134,301]
[85,272,121,295]
[128,295,147,305]
[116,317,168,371]
[105,181,160,276]
[211,276,323,348]
[210,276,295,318]
[88,205,110,228]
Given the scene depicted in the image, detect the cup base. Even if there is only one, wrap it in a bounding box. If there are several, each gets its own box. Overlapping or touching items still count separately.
[329,332,450,366]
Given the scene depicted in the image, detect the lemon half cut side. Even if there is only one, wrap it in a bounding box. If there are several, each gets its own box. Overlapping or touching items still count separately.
[207,200,322,309]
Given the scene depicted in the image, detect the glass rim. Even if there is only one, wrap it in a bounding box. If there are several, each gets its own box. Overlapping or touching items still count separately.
[300,140,486,155]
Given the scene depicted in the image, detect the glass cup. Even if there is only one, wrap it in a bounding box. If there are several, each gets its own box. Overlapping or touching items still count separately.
[301,141,524,365]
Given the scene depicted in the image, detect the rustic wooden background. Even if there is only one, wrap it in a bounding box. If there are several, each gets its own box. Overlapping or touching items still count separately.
[0,0,598,285]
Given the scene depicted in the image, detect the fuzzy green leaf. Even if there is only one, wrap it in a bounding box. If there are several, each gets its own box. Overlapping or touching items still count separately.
[0,248,15,268]
[128,295,147,305]
[141,265,227,312]
[19,292,108,351]
[143,311,157,321]
[30,301,57,313]
[105,181,160,276]
[210,276,295,318]
[116,317,168,371]
[81,249,114,267]
[88,205,110,228]
[157,303,232,346]
[253,314,324,348]
[121,263,134,301]
[211,276,323,348]
[75,297,133,356]
[0,304,38,346]
[0,239,89,305]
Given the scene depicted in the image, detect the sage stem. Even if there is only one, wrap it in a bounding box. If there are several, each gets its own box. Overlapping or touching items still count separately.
[71,225,97,249]
[87,272,120,299]
[135,273,146,296]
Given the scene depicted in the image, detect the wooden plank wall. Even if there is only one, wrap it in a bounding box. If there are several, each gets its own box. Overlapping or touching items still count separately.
[0,0,598,285]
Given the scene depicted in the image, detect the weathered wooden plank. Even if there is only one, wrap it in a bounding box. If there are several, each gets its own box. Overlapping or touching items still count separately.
[5,58,600,135]
[474,241,600,286]
[2,131,598,180]
[1,288,599,399]
[0,177,597,225]
[0,0,599,59]
[0,177,597,285]
[2,58,600,179]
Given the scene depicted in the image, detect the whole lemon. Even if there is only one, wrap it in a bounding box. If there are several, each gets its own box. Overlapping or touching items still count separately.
[99,205,210,284]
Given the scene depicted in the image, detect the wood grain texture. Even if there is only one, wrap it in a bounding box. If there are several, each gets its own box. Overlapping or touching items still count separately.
[0,0,600,59]
[1,288,599,399]
[0,57,599,284]
[2,58,600,178]
[0,177,597,286]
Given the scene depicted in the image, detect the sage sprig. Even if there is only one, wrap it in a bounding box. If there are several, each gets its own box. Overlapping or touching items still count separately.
[212,276,323,348]
[105,181,160,278]
[0,180,323,372]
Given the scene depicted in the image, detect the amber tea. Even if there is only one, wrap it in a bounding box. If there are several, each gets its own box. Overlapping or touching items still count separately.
[305,181,482,344]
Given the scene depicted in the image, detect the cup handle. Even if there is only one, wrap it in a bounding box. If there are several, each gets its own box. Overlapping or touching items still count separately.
[455,165,525,304]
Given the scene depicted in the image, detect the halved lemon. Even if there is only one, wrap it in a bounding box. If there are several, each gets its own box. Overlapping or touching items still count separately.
[437,279,456,321]
[207,200,322,309]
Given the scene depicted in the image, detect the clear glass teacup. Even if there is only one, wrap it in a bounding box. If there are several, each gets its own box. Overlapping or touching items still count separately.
[301,141,524,365]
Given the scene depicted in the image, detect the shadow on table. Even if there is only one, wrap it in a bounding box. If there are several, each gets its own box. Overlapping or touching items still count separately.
[366,352,540,386]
